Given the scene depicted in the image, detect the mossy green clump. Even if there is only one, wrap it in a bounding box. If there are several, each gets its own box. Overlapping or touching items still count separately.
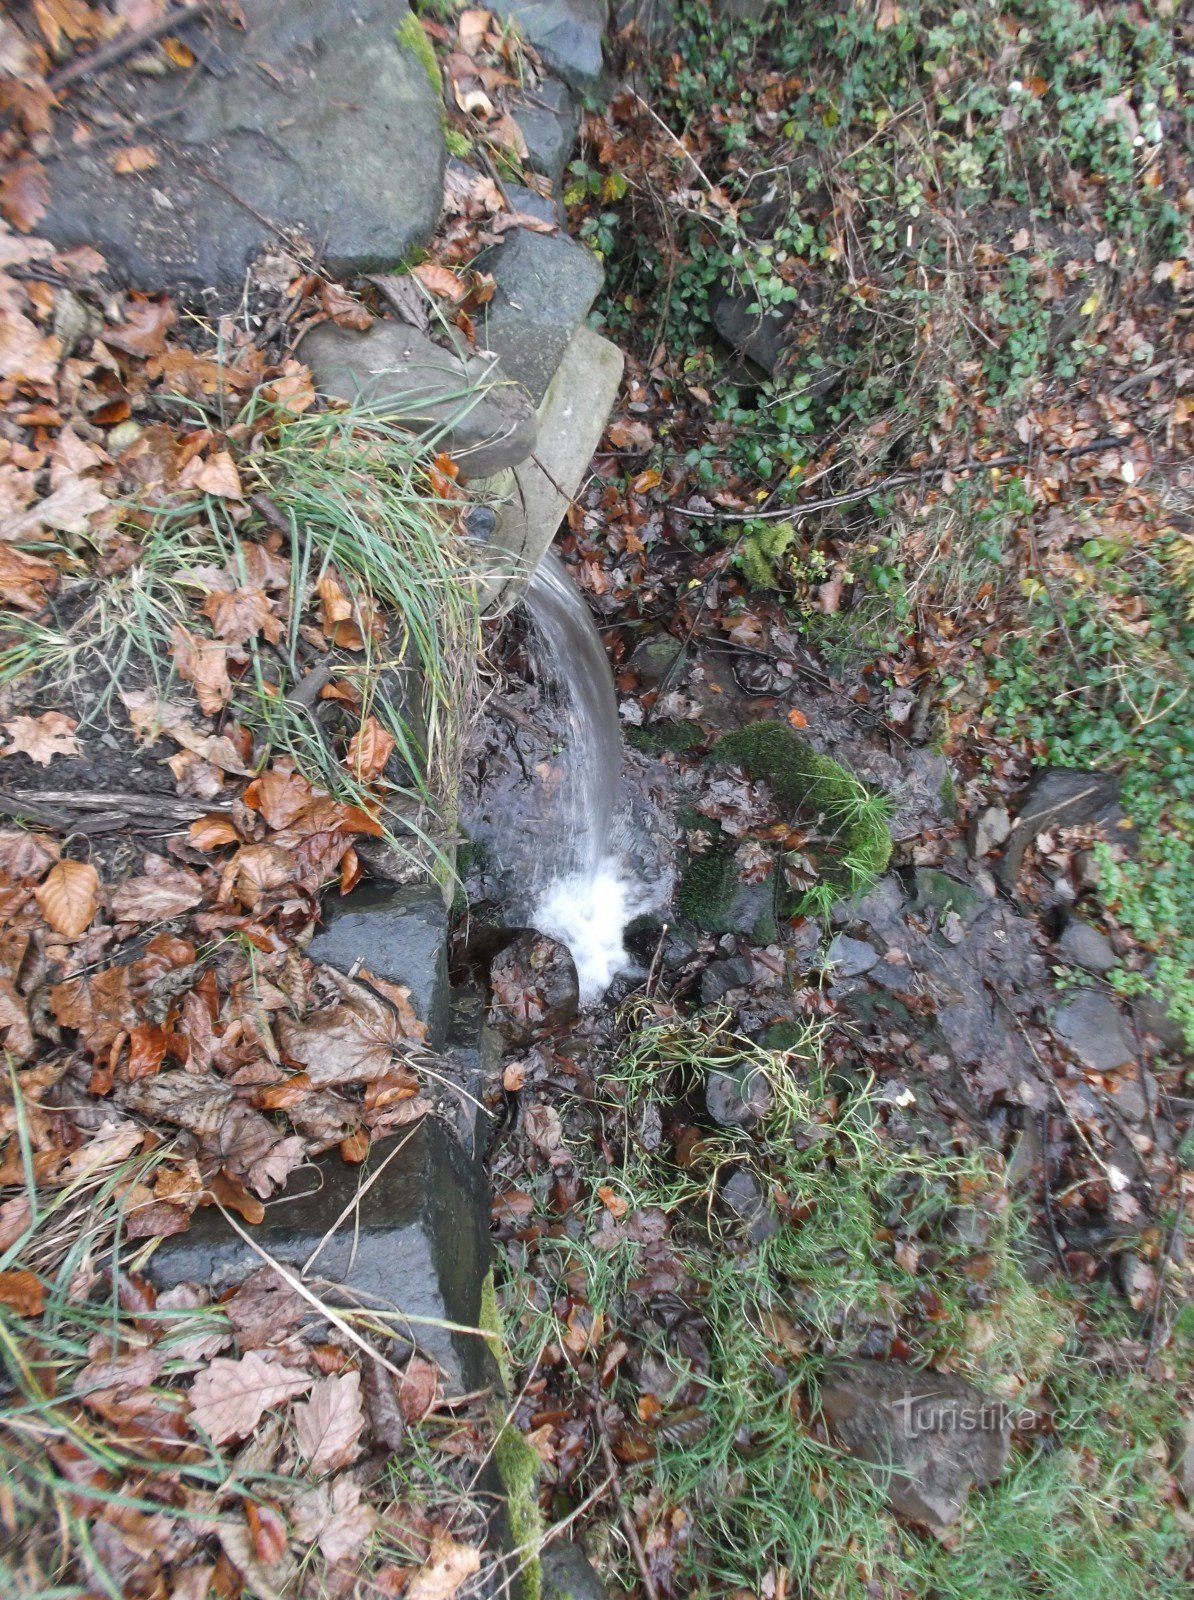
[762,1019,811,1053]
[677,849,739,933]
[735,519,798,589]
[709,722,893,891]
[481,1270,543,1600]
[626,718,704,754]
[396,12,443,97]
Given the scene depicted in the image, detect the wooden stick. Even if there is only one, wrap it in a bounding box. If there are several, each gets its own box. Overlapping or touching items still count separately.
[47,1,220,93]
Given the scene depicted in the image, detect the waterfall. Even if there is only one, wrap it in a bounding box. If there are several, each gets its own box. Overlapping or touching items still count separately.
[521,551,642,1001]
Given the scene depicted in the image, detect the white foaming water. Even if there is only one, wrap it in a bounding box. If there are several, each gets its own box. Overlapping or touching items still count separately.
[533,860,645,1003]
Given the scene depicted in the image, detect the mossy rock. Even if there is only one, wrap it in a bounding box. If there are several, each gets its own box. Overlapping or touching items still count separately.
[626,719,704,754]
[708,723,892,891]
[678,850,740,933]
[481,1271,543,1600]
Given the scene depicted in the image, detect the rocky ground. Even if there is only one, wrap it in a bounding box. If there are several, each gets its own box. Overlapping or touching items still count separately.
[0,4,1190,1600]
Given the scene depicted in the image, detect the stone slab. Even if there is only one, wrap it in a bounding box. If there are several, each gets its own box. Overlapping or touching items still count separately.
[299,318,537,479]
[147,1119,495,1394]
[307,882,450,1049]
[39,0,445,296]
[488,0,608,93]
[476,229,606,406]
[480,324,624,612]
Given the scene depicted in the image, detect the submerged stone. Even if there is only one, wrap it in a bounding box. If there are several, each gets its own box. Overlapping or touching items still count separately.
[489,932,580,1044]
[148,1119,494,1394]
[39,0,445,295]
[818,1360,1011,1531]
[307,882,449,1049]
[299,320,537,479]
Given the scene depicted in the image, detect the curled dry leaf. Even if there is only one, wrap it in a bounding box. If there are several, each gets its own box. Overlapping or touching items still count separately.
[1,711,80,765]
[397,1355,439,1424]
[292,1369,366,1476]
[0,1268,44,1317]
[412,262,466,303]
[171,624,232,716]
[123,690,253,775]
[406,1536,481,1600]
[188,814,240,850]
[188,450,242,500]
[0,547,59,612]
[34,859,100,938]
[202,585,283,646]
[344,716,395,779]
[188,1351,313,1445]
[0,161,50,233]
[0,827,57,881]
[112,145,159,175]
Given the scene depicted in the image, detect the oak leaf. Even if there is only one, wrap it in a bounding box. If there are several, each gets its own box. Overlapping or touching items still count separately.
[189,1351,313,1445]
[293,1370,366,1475]
[35,859,99,938]
[2,711,79,765]
[202,585,282,646]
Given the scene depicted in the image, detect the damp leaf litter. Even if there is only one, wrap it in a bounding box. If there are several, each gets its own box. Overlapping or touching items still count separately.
[0,4,1190,1600]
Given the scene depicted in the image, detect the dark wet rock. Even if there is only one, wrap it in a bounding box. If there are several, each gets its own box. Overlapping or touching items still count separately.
[541,1541,610,1600]
[998,768,1127,891]
[818,1361,1011,1530]
[475,229,606,405]
[514,77,580,197]
[825,934,879,978]
[700,956,755,1004]
[1057,919,1116,975]
[1051,992,1136,1072]
[488,0,608,93]
[711,289,792,373]
[148,1120,494,1394]
[718,1168,779,1243]
[624,915,697,972]
[969,804,1011,859]
[40,0,445,295]
[307,882,449,1048]
[705,1061,773,1128]
[835,872,906,931]
[299,320,537,479]
[489,932,580,1043]
[501,180,561,229]
[629,633,684,687]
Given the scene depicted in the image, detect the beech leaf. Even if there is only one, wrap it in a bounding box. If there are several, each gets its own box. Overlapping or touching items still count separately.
[35,859,99,938]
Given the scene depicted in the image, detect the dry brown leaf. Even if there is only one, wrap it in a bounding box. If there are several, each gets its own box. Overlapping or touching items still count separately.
[396,1355,439,1423]
[217,843,296,909]
[316,571,353,627]
[0,162,50,233]
[188,814,240,850]
[202,585,283,646]
[3,474,109,540]
[293,1370,366,1476]
[0,546,58,611]
[0,305,60,386]
[35,859,99,938]
[122,690,252,775]
[278,986,401,1086]
[458,8,491,54]
[111,865,205,924]
[112,144,159,176]
[189,1351,313,1445]
[0,1268,44,1317]
[344,716,395,779]
[0,980,33,1064]
[0,828,58,880]
[105,298,176,358]
[406,1536,481,1600]
[1,711,79,765]
[412,262,466,303]
[172,624,232,716]
[489,113,528,160]
[319,280,372,330]
[291,1477,377,1566]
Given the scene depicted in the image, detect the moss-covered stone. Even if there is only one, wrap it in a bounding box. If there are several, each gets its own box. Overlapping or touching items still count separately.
[481,1270,543,1600]
[709,722,893,892]
[626,719,704,754]
[396,11,442,99]
[678,849,740,933]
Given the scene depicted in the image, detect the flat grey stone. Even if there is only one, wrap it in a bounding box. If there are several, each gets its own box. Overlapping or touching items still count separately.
[969,804,1011,858]
[476,228,606,405]
[39,0,445,295]
[1057,920,1116,975]
[541,1543,609,1600]
[299,320,537,480]
[819,1361,1011,1530]
[147,1120,494,1394]
[999,767,1127,890]
[488,0,608,93]
[705,1061,772,1128]
[826,934,879,978]
[1133,985,1186,1052]
[711,288,792,373]
[1052,991,1135,1072]
[718,1167,779,1242]
[514,76,579,197]
[307,882,449,1048]
[480,324,624,612]
[911,869,988,926]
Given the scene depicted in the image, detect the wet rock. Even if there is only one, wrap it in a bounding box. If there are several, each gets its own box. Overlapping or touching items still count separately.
[628,633,684,687]
[307,882,449,1048]
[148,1120,494,1394]
[40,0,445,295]
[489,932,580,1043]
[514,77,580,199]
[624,916,697,972]
[718,1168,779,1243]
[1133,987,1186,1053]
[488,0,608,93]
[998,768,1127,891]
[836,873,906,931]
[476,229,606,406]
[299,320,537,479]
[541,1541,610,1600]
[481,326,624,612]
[969,804,1011,859]
[1057,919,1116,975]
[1051,991,1136,1072]
[705,1061,773,1128]
[910,869,988,927]
[700,956,755,1003]
[711,289,792,373]
[825,934,879,978]
[818,1361,1011,1530]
